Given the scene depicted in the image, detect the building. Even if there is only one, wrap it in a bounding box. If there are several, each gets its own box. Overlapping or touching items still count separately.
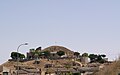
[0,66,11,75]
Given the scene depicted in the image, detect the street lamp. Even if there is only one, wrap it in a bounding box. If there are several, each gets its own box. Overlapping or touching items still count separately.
[16,43,28,75]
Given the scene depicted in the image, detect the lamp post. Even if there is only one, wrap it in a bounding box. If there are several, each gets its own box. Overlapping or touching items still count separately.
[16,43,28,75]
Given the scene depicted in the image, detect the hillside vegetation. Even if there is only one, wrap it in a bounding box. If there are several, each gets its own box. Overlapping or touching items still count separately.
[94,60,120,75]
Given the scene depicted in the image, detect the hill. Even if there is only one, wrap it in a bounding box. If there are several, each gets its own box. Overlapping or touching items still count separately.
[42,45,74,56]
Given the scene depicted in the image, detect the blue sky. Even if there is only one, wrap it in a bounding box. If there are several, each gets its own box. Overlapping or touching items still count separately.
[0,0,120,64]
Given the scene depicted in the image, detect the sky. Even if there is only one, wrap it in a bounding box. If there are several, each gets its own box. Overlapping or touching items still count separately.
[0,0,120,64]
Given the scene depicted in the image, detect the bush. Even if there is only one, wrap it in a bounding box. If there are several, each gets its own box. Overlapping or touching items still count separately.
[73,72,81,75]
[57,51,65,56]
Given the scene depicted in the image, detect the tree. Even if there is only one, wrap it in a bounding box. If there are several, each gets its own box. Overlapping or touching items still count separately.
[97,55,102,61]
[29,48,35,52]
[11,52,25,60]
[89,54,97,63]
[98,54,106,63]
[20,54,25,59]
[101,54,106,58]
[74,52,80,57]
[89,54,107,63]
[11,52,18,60]
[38,52,44,57]
[43,51,50,57]
[82,53,88,57]
[57,51,65,57]
[36,47,41,51]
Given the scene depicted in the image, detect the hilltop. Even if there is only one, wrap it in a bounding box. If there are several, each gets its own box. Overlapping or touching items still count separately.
[42,46,74,56]
[0,45,110,75]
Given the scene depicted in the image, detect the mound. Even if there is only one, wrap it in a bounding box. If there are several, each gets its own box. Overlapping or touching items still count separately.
[42,45,74,56]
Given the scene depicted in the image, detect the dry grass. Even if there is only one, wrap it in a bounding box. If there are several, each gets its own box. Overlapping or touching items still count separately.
[1,59,77,70]
[94,60,120,75]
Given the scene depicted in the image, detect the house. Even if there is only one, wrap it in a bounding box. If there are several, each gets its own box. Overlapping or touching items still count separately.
[80,57,89,64]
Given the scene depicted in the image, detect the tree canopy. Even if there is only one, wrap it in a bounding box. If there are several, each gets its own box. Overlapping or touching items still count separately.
[82,53,88,57]
[43,51,50,58]
[89,54,106,63]
[57,51,65,56]
[11,52,25,60]
[74,52,80,57]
